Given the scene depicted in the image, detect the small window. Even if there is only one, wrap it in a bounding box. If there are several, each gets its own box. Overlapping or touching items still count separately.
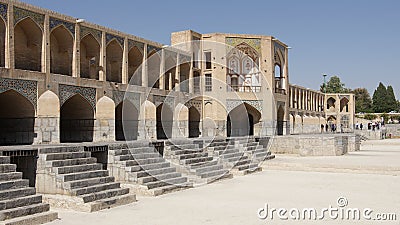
[205,51,211,70]
[205,73,212,92]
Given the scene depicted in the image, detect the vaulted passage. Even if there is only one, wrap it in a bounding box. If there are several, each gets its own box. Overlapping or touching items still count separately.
[106,40,123,83]
[189,107,200,138]
[60,94,94,143]
[0,18,5,67]
[14,17,42,71]
[277,105,285,135]
[115,101,139,141]
[128,46,142,85]
[0,90,35,145]
[80,34,100,79]
[50,26,73,75]
[156,103,173,139]
[227,103,261,137]
[147,50,160,88]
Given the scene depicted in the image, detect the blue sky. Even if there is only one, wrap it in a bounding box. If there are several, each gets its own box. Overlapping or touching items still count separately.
[22,0,400,97]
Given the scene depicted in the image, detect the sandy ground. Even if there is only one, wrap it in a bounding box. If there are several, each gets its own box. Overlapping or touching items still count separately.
[48,139,400,225]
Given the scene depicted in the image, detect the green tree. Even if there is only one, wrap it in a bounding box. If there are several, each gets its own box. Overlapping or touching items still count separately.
[320,75,350,93]
[372,82,389,113]
[386,86,398,112]
[352,88,373,113]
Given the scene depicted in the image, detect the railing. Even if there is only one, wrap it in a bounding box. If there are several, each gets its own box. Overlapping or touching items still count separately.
[275,77,286,95]
[227,85,261,93]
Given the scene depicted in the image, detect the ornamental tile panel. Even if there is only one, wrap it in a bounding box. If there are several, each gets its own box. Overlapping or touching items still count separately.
[49,17,75,36]
[106,33,124,47]
[14,6,44,28]
[153,95,175,109]
[185,100,202,114]
[0,3,7,22]
[226,37,261,53]
[128,39,144,54]
[106,91,140,109]
[0,78,37,109]
[80,26,102,44]
[59,84,96,109]
[147,45,161,55]
[226,99,262,113]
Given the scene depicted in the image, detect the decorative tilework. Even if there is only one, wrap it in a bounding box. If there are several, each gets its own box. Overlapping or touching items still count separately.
[147,45,161,55]
[106,33,124,47]
[106,91,140,110]
[80,26,102,43]
[153,95,175,109]
[185,100,202,114]
[128,39,144,53]
[0,78,37,109]
[274,42,285,57]
[49,17,75,36]
[226,37,261,53]
[59,84,96,109]
[0,3,7,22]
[14,6,44,28]
[226,99,263,113]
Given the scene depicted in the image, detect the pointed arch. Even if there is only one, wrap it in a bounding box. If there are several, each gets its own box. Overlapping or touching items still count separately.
[115,100,139,141]
[14,17,42,71]
[128,45,143,85]
[227,102,261,137]
[80,33,100,79]
[38,90,59,117]
[0,17,5,67]
[106,39,123,83]
[156,103,173,139]
[147,50,161,88]
[189,106,201,138]
[50,25,73,75]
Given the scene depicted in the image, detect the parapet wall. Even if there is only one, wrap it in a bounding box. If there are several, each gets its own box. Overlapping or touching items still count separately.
[269,134,360,156]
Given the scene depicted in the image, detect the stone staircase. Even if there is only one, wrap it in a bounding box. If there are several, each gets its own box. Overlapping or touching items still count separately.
[164,140,232,185]
[108,142,192,196]
[0,156,58,225]
[36,146,136,212]
[209,137,275,175]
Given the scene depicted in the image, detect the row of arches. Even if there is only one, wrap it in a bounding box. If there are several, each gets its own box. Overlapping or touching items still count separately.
[0,17,144,84]
[0,89,203,145]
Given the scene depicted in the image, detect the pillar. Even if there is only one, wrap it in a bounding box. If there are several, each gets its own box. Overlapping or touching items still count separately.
[142,43,148,87]
[99,31,106,81]
[175,53,180,91]
[159,49,165,90]
[122,37,128,84]
[42,15,50,74]
[5,3,13,69]
[72,23,80,77]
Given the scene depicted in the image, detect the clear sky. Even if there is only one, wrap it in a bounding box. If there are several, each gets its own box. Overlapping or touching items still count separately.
[21,0,400,97]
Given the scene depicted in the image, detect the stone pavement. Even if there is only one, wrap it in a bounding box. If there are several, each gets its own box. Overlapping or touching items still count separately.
[47,139,400,225]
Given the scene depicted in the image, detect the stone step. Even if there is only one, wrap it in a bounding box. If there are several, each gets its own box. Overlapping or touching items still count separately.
[170,149,203,156]
[245,145,263,151]
[0,188,36,201]
[234,159,252,167]
[183,156,213,165]
[44,152,91,161]
[236,163,259,171]
[64,176,115,190]
[57,170,109,182]
[199,169,229,179]
[128,147,156,154]
[80,188,129,203]
[72,182,121,196]
[219,152,244,159]
[207,142,228,147]
[0,203,50,221]
[226,155,247,163]
[149,182,192,196]
[49,157,97,167]
[138,172,182,184]
[188,160,219,169]
[54,163,103,175]
[145,176,188,190]
[0,165,16,173]
[194,164,224,174]
[212,145,235,151]
[0,210,57,225]
[214,149,238,156]
[177,152,209,160]
[110,148,156,156]
[0,173,22,183]
[0,195,42,211]
[135,167,176,178]
[39,146,81,154]
[87,193,136,212]
[169,144,198,150]
[131,153,161,160]
[127,162,171,173]
[135,158,165,166]
[0,157,10,165]
[0,180,29,191]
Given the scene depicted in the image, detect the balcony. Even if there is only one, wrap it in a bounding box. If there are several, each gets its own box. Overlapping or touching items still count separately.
[227,85,261,93]
[275,77,286,95]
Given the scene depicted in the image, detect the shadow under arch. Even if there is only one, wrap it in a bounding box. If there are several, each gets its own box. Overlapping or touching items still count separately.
[227,102,261,137]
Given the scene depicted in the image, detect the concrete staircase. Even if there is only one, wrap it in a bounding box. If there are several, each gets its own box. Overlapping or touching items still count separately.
[209,137,275,175]
[36,147,136,212]
[0,156,58,225]
[108,142,192,196]
[164,140,232,185]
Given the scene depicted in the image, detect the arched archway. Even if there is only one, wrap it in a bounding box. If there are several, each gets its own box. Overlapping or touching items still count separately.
[106,40,123,83]
[50,25,73,75]
[147,50,160,88]
[340,97,349,112]
[189,107,200,138]
[156,103,173,139]
[0,90,35,145]
[60,94,94,142]
[128,46,142,85]
[227,103,261,137]
[327,97,336,110]
[0,18,5,67]
[115,101,139,141]
[80,34,100,79]
[277,105,285,135]
[14,17,42,71]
